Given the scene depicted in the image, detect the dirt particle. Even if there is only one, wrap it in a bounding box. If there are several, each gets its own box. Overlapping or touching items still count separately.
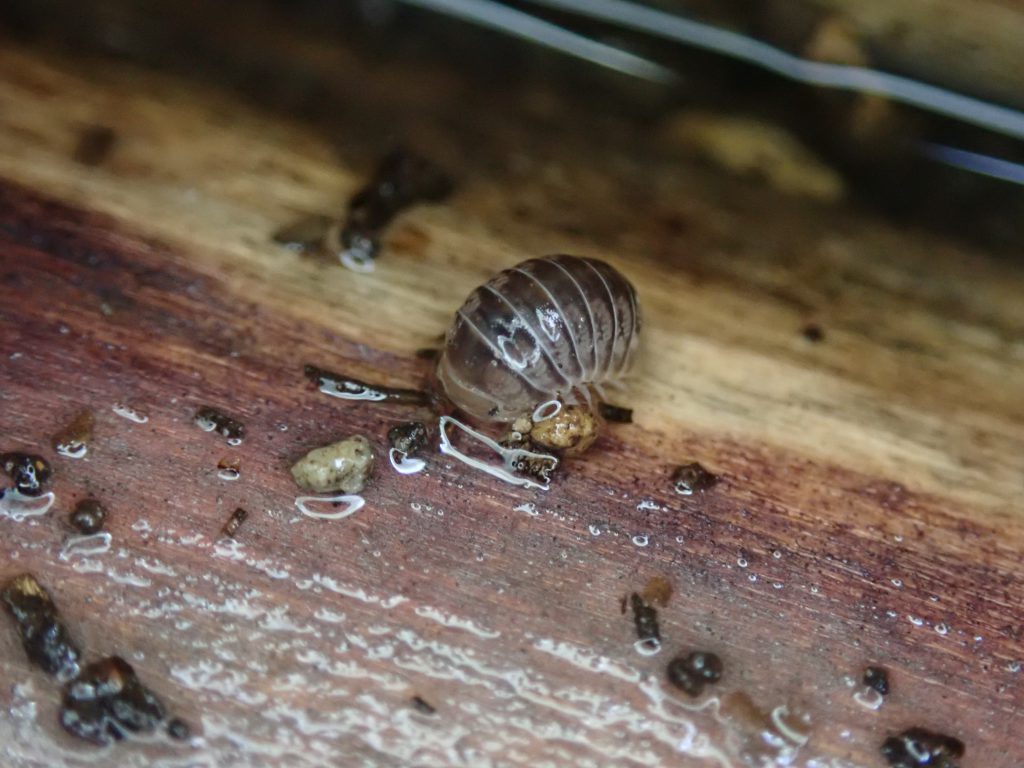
[388,421,428,456]
[671,462,718,495]
[272,214,333,255]
[290,436,375,494]
[60,656,168,745]
[221,507,248,539]
[1,574,81,680]
[666,651,723,696]
[194,406,245,445]
[641,576,673,607]
[529,404,599,457]
[802,323,825,342]
[598,402,633,423]
[629,593,660,644]
[1,453,53,497]
[863,665,890,695]
[72,125,117,167]
[881,727,964,767]
[69,498,107,535]
[335,149,453,269]
[166,717,191,740]
[52,409,95,458]
[410,695,436,715]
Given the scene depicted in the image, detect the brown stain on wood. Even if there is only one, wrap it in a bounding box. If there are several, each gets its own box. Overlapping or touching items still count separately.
[0,39,1022,767]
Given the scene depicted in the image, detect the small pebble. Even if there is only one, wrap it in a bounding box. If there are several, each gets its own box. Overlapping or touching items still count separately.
[69,498,106,535]
[1,453,53,497]
[529,404,599,457]
[388,422,428,456]
[666,651,724,697]
[290,436,375,494]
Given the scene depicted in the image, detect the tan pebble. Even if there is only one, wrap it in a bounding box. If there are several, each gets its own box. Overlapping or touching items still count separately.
[529,405,599,457]
[290,436,375,493]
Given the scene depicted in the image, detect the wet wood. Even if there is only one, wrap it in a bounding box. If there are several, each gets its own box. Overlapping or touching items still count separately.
[0,38,1023,768]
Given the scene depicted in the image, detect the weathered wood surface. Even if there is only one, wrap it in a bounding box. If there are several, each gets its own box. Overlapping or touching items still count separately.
[0,39,1023,768]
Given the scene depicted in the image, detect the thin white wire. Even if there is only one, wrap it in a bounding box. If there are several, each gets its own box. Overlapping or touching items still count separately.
[521,0,1024,140]
[396,0,677,83]
[921,143,1024,185]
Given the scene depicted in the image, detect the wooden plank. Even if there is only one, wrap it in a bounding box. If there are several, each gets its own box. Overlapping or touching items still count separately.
[0,41,1022,767]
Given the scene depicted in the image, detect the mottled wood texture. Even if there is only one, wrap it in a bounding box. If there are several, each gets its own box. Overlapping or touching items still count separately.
[1,34,1023,768]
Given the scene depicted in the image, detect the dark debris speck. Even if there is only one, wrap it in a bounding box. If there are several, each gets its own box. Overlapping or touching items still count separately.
[629,593,660,644]
[388,421,428,456]
[666,651,723,697]
[864,665,890,696]
[881,727,964,768]
[671,462,718,496]
[410,695,436,715]
[2,574,81,681]
[69,498,107,535]
[60,656,168,745]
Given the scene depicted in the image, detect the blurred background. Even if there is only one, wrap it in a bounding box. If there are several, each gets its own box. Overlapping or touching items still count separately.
[2,0,1021,253]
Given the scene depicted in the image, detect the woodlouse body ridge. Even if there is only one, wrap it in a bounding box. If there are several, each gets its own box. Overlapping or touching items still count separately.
[437,254,641,421]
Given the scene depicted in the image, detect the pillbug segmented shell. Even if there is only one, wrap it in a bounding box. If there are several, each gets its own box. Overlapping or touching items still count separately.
[437,255,640,421]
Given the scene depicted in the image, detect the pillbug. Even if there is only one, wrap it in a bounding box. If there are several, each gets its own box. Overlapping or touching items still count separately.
[436,255,640,422]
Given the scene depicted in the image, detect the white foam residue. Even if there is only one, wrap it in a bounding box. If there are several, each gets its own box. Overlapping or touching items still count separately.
[212,537,247,561]
[314,607,347,624]
[414,606,501,638]
[533,638,641,684]
[245,556,291,580]
[135,556,177,576]
[170,659,252,696]
[308,574,408,609]
[0,489,55,521]
[59,531,112,559]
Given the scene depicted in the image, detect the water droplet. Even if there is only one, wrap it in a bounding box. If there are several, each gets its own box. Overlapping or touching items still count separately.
[217,468,240,481]
[891,578,903,587]
[853,688,884,711]
[736,557,748,568]
[0,489,56,522]
[389,448,426,475]
[632,534,650,547]
[634,638,661,656]
[111,403,149,423]
[908,615,924,627]
[772,550,782,559]
[935,623,949,635]
[295,494,365,520]
[587,523,602,536]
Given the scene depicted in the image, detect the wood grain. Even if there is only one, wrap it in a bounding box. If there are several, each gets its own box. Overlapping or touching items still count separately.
[0,40,1023,768]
